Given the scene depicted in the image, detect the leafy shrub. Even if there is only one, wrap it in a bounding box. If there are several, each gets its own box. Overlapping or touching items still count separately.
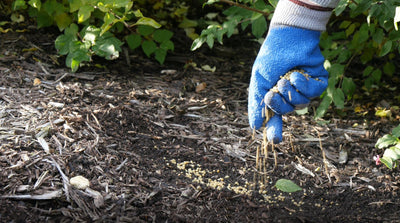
[316,0,400,118]
[11,0,174,72]
[194,0,400,120]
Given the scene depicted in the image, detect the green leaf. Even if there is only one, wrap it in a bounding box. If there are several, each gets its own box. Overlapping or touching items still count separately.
[383,147,400,162]
[100,13,117,36]
[362,66,374,77]
[137,25,155,36]
[268,0,278,8]
[339,20,352,29]
[191,37,206,51]
[295,107,308,115]
[351,0,370,17]
[372,28,384,44]
[36,11,53,28]
[315,95,332,119]
[251,15,267,38]
[142,40,157,57]
[55,35,74,55]
[379,41,392,57]
[153,29,173,43]
[28,0,41,10]
[342,77,356,97]
[155,48,167,64]
[334,0,348,16]
[371,69,382,82]
[254,0,268,10]
[65,48,91,72]
[97,2,110,13]
[69,0,82,12]
[380,156,393,169]
[215,29,226,44]
[126,34,142,50]
[55,24,79,55]
[42,0,65,17]
[206,33,215,48]
[333,88,345,109]
[392,124,400,138]
[328,63,345,80]
[132,9,143,18]
[54,13,72,31]
[275,179,302,193]
[375,134,399,149]
[224,20,237,38]
[113,0,132,8]
[93,34,123,60]
[383,62,395,76]
[81,25,100,45]
[357,23,369,43]
[345,23,356,37]
[78,5,94,23]
[178,18,198,28]
[135,17,161,29]
[160,40,174,51]
[12,0,27,10]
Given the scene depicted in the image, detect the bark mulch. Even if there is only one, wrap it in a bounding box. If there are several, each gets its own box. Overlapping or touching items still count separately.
[1,27,400,222]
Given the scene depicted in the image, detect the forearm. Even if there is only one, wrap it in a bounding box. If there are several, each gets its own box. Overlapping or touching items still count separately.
[271,0,340,31]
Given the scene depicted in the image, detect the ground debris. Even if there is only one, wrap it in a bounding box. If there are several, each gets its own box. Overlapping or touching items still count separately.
[1,28,400,222]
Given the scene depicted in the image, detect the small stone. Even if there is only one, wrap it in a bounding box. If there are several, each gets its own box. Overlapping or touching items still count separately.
[70,176,90,190]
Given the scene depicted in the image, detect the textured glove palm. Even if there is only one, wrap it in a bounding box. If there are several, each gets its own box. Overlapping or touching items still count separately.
[248,26,328,143]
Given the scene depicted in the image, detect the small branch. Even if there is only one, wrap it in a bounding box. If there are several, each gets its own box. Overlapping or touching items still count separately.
[1,190,63,200]
[218,0,271,17]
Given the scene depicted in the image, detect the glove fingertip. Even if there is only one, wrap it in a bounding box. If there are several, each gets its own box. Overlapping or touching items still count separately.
[266,115,283,144]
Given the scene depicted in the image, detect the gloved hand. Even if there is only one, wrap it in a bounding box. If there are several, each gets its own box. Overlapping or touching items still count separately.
[248,26,328,144]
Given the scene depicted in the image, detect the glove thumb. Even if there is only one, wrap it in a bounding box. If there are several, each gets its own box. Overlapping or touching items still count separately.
[266,114,283,144]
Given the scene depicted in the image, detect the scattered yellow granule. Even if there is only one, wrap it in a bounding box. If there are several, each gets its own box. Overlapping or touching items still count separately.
[207,178,225,190]
[177,161,192,170]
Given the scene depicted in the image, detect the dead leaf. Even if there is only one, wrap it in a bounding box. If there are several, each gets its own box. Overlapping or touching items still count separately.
[33,78,41,86]
[201,65,216,72]
[196,82,207,93]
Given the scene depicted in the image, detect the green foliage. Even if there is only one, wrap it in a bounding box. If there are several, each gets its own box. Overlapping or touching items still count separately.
[12,0,174,72]
[126,25,174,64]
[198,0,400,123]
[375,124,400,169]
[317,0,400,118]
[191,0,274,51]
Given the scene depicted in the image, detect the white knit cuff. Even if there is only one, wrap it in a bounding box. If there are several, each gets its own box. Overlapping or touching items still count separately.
[271,0,339,31]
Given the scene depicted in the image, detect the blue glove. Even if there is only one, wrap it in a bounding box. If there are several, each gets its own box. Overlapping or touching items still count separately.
[248,26,328,144]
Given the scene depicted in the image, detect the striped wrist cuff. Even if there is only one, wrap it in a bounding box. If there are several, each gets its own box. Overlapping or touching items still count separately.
[271,0,338,31]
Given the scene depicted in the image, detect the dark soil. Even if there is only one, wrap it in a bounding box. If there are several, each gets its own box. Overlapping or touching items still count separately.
[1,25,400,223]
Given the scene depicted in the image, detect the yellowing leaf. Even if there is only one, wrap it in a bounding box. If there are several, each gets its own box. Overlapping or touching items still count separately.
[201,65,216,72]
[0,27,13,33]
[354,106,363,113]
[375,109,392,118]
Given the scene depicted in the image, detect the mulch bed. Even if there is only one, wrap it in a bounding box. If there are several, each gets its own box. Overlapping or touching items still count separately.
[1,26,400,222]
